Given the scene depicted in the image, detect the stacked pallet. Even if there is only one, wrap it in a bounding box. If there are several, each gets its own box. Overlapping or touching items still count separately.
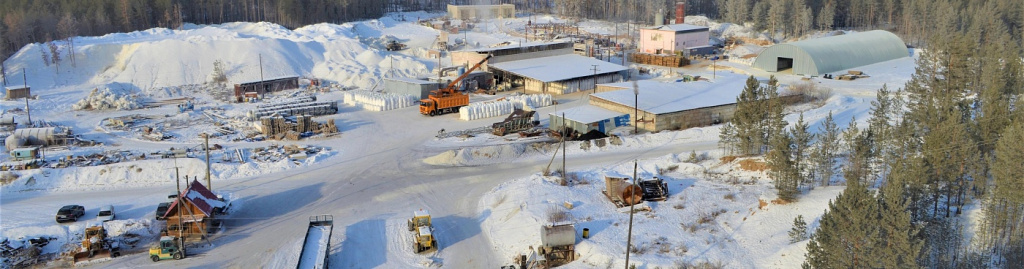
[250,96,338,120]
[629,53,691,67]
[259,116,294,137]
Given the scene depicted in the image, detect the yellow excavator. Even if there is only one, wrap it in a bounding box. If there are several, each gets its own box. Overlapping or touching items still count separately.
[72,225,120,264]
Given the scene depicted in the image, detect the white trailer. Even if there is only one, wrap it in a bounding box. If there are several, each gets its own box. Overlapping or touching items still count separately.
[297,215,333,269]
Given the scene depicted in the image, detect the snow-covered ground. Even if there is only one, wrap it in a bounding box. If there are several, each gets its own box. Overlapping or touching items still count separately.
[1,10,917,269]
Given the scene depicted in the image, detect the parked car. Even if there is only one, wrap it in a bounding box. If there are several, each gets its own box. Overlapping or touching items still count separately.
[97,205,115,222]
[55,205,85,223]
[155,202,170,220]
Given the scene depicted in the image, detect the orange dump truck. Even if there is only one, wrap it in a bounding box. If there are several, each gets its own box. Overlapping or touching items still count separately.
[419,54,493,116]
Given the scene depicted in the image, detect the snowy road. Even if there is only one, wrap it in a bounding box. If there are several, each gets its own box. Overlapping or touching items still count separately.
[3,100,716,268]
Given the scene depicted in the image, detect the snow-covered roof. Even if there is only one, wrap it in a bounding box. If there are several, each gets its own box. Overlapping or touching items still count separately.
[550,105,626,124]
[591,74,750,115]
[648,24,709,33]
[488,54,627,83]
[460,40,571,53]
[163,179,223,218]
[4,86,29,90]
[386,77,437,85]
[418,226,432,236]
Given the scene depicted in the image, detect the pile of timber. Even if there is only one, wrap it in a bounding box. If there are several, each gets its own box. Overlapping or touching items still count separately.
[251,96,338,120]
[258,116,339,140]
[629,52,690,67]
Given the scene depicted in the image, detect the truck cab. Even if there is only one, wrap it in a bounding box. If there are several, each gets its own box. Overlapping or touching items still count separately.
[149,236,185,262]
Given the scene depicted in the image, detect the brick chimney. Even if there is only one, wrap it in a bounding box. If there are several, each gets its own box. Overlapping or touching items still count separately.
[675,2,685,24]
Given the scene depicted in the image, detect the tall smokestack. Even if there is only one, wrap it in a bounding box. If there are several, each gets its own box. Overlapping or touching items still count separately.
[675,2,685,24]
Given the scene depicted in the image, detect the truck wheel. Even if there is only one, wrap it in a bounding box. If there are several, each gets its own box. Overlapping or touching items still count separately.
[173,252,183,260]
[151,255,160,262]
[429,111,436,116]
[112,252,120,258]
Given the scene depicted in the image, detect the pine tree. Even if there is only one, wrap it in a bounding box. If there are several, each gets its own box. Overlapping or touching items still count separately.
[869,166,923,268]
[768,128,798,202]
[790,215,808,243]
[804,179,877,268]
[811,112,839,186]
[791,113,812,187]
[733,76,763,155]
[985,121,1024,263]
[719,121,738,155]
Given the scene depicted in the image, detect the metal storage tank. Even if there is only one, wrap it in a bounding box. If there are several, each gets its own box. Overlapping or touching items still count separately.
[752,30,908,76]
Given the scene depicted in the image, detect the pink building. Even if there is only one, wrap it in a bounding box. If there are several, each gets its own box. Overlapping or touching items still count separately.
[639,24,712,55]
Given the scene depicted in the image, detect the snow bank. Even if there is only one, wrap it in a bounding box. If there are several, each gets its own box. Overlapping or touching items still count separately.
[72,88,145,110]
[341,90,417,111]
[458,94,552,121]
[0,218,162,268]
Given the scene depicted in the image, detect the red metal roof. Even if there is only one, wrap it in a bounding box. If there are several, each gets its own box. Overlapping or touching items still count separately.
[162,180,222,219]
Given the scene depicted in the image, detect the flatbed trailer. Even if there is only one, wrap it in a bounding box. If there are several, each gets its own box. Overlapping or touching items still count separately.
[297,215,334,269]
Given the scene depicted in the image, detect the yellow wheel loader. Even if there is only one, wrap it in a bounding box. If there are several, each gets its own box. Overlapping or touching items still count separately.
[72,225,120,265]
[407,210,438,253]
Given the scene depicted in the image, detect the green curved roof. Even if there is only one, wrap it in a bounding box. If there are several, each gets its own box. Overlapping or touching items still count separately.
[752,30,908,75]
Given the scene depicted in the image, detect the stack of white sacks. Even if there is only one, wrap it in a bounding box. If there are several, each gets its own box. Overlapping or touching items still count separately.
[459,94,553,121]
[341,90,417,111]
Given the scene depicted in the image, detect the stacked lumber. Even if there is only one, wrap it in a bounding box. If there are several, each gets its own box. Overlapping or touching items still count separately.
[629,53,691,67]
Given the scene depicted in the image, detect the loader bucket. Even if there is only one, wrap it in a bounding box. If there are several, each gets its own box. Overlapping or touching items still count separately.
[73,249,114,265]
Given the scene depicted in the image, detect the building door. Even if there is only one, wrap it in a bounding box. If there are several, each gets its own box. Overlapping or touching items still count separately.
[777,57,794,71]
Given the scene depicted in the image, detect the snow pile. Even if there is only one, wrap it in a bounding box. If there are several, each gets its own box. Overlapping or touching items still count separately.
[458,94,553,121]
[1,218,162,268]
[72,88,144,110]
[341,90,417,111]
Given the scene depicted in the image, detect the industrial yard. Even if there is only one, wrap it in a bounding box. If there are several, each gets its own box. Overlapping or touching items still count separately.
[0,4,936,269]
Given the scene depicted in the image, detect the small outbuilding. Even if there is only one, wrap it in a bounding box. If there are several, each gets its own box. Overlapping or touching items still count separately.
[162,180,226,240]
[549,105,630,137]
[9,147,40,161]
[447,4,515,20]
[752,30,908,76]
[488,54,627,94]
[450,41,575,71]
[383,77,441,99]
[233,77,300,102]
[5,86,31,100]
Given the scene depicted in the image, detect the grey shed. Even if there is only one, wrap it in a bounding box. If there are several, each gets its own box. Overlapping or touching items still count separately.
[752,30,908,76]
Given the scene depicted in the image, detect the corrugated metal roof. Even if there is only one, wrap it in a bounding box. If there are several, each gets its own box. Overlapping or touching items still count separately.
[488,54,627,83]
[459,40,572,53]
[752,30,908,75]
[386,77,436,85]
[550,105,626,124]
[592,73,751,115]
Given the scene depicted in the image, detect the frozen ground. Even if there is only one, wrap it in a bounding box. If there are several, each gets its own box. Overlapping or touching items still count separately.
[1,10,917,269]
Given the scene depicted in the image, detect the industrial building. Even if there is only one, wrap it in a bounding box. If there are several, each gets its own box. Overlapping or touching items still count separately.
[451,41,575,71]
[488,54,627,95]
[5,127,73,151]
[447,4,515,20]
[384,77,440,99]
[233,77,300,102]
[590,75,752,132]
[5,86,30,100]
[752,30,908,76]
[638,24,713,55]
[549,105,630,137]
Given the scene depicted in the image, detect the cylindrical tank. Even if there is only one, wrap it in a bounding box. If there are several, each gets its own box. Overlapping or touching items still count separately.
[540,224,576,247]
[5,135,25,152]
[582,228,590,239]
[457,67,466,76]
[654,10,664,26]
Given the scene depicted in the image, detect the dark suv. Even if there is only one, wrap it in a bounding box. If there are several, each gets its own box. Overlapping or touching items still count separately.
[155,202,171,220]
[55,205,85,223]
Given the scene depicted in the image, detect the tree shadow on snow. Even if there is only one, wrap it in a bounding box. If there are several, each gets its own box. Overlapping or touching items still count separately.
[336,218,387,268]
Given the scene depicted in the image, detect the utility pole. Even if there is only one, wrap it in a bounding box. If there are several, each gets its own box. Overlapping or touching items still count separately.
[258,54,265,100]
[591,65,599,93]
[625,160,637,269]
[174,159,185,249]
[203,133,211,191]
[562,112,566,174]
[633,80,638,134]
